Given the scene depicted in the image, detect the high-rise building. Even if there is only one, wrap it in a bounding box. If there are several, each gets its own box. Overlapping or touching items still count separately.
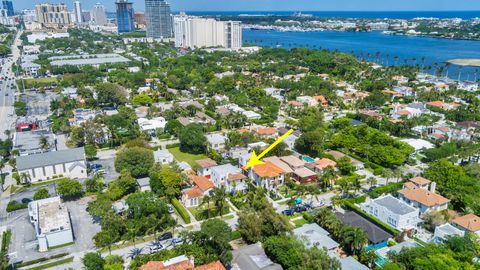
[115,0,135,33]
[134,12,145,26]
[1,0,13,17]
[73,1,82,24]
[145,0,172,39]
[91,3,107,25]
[173,14,242,49]
[35,3,71,29]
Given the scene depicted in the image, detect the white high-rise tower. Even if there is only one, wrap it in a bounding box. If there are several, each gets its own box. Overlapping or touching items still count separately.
[73,1,83,23]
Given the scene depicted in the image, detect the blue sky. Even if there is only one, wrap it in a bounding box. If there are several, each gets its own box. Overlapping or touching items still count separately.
[17,0,480,12]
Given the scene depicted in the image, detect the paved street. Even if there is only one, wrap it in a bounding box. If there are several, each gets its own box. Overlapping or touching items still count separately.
[0,30,22,141]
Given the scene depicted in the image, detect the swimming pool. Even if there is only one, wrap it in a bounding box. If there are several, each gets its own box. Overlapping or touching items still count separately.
[302,156,315,162]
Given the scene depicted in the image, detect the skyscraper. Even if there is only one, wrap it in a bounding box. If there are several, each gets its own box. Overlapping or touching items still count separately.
[35,3,71,29]
[145,0,173,39]
[115,0,135,33]
[1,0,13,16]
[73,1,83,24]
[92,3,107,25]
[173,14,242,49]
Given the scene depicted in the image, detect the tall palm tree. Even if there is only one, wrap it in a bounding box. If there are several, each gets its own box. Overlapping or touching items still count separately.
[201,194,212,219]
[39,136,49,151]
[367,176,377,189]
[20,172,31,185]
[342,227,368,255]
[212,186,228,217]
[0,159,5,192]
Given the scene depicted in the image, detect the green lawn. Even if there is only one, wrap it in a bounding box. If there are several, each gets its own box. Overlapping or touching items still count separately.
[168,147,207,167]
[19,77,59,89]
[292,217,309,228]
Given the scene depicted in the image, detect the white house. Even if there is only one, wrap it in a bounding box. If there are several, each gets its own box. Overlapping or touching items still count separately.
[250,161,285,190]
[210,164,247,193]
[28,197,74,252]
[138,117,166,133]
[195,158,218,177]
[17,147,87,183]
[296,96,318,107]
[206,133,227,152]
[398,186,450,215]
[182,175,215,207]
[360,194,420,231]
[153,149,174,165]
[452,214,480,236]
[433,223,464,243]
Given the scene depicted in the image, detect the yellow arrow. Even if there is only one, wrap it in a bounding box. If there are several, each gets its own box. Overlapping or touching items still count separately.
[244,129,294,169]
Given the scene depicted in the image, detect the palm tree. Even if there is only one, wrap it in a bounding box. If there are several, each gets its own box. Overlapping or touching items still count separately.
[342,227,368,255]
[367,177,377,189]
[212,186,228,217]
[381,168,394,184]
[39,136,49,151]
[0,159,5,192]
[20,172,31,185]
[201,194,212,219]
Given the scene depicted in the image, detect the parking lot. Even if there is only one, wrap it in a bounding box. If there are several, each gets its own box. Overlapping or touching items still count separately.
[8,196,101,263]
[22,90,58,120]
[94,149,120,183]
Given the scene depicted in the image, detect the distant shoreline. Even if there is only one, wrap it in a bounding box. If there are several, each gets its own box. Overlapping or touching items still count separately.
[447,59,480,67]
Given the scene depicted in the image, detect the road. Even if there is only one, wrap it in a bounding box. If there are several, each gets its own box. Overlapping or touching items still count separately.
[0,29,22,141]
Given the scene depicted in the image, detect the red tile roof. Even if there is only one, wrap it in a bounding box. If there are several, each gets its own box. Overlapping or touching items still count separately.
[315,158,337,170]
[184,187,203,199]
[195,158,218,168]
[253,162,284,178]
[195,261,226,270]
[398,188,450,207]
[452,214,480,232]
[190,175,214,191]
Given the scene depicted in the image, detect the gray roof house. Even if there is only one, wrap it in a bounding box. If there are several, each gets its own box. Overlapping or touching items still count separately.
[293,223,339,250]
[153,149,174,165]
[206,133,227,152]
[232,243,283,270]
[336,211,392,245]
[16,147,87,182]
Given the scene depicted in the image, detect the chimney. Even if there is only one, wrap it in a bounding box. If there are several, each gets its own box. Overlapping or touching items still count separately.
[430,182,436,193]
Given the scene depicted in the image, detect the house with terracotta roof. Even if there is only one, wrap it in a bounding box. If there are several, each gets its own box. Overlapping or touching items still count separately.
[254,127,278,138]
[398,187,449,215]
[263,156,294,174]
[195,158,218,177]
[250,161,285,190]
[140,255,225,270]
[313,95,328,106]
[314,158,337,173]
[425,101,461,111]
[452,214,480,236]
[181,175,215,207]
[406,177,431,190]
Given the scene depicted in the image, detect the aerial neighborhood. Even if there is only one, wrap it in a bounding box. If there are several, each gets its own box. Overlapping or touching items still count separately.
[0,1,479,270]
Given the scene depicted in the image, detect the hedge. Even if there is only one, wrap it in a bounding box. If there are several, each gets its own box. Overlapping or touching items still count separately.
[367,181,405,198]
[171,198,191,224]
[15,253,69,268]
[6,200,28,212]
[166,143,180,149]
[344,201,399,236]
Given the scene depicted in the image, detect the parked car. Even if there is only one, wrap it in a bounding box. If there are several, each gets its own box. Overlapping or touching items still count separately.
[172,238,184,247]
[149,243,164,253]
[281,209,295,216]
[294,205,308,213]
[158,232,173,241]
[21,198,32,204]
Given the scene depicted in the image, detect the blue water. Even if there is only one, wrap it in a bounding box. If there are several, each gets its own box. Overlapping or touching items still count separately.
[188,11,480,19]
[243,29,480,81]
